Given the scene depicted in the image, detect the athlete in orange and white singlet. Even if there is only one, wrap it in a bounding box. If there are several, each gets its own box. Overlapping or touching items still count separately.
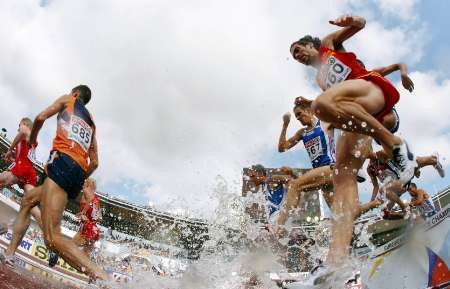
[4,85,108,281]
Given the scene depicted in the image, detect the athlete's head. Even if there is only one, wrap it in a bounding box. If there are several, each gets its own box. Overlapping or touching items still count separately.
[293,104,315,127]
[279,166,296,178]
[408,182,417,190]
[83,177,97,194]
[72,85,91,105]
[19,117,33,131]
[248,164,266,185]
[290,35,321,66]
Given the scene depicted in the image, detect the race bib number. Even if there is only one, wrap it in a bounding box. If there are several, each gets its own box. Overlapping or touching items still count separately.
[27,147,39,165]
[304,136,323,161]
[68,115,93,152]
[321,56,352,89]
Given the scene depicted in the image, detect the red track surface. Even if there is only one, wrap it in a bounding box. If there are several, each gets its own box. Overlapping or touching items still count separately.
[0,264,78,289]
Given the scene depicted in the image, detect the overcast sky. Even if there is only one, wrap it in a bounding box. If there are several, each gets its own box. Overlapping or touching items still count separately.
[1,0,449,219]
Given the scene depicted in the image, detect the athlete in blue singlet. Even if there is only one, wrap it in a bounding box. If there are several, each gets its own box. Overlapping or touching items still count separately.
[275,101,377,232]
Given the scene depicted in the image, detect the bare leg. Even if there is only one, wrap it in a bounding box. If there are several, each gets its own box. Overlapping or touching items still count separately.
[311,79,402,156]
[40,178,107,280]
[383,181,407,211]
[276,166,332,227]
[357,200,380,218]
[5,186,42,256]
[416,155,436,168]
[327,132,367,266]
[23,184,43,229]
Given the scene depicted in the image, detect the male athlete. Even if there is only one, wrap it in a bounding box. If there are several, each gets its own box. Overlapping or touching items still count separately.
[2,85,108,280]
[275,101,378,233]
[0,117,43,266]
[407,183,437,218]
[49,178,101,267]
[367,150,443,218]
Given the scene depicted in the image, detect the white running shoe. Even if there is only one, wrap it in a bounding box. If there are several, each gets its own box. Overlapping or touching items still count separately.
[0,253,15,268]
[392,141,416,185]
[287,264,354,289]
[433,152,445,178]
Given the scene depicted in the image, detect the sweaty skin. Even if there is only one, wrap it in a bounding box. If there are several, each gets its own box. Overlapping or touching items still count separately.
[8,90,106,281]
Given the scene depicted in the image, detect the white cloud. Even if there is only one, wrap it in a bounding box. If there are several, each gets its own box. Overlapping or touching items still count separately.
[376,0,419,20]
[0,0,444,218]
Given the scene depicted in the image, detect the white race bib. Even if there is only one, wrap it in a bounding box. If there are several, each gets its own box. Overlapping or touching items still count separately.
[320,56,352,89]
[27,147,39,165]
[304,136,323,161]
[68,115,93,152]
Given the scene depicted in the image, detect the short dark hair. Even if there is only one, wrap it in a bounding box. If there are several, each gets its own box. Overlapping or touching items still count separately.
[72,85,91,105]
[251,164,266,176]
[291,35,322,52]
[409,182,417,189]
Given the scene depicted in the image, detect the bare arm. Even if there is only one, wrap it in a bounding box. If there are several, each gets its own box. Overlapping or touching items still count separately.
[29,95,72,146]
[410,190,425,207]
[372,63,414,92]
[322,15,366,50]
[86,133,98,177]
[278,113,304,152]
[3,129,27,160]
[367,167,379,201]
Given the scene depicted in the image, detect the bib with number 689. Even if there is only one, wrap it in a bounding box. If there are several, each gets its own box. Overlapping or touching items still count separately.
[68,115,93,152]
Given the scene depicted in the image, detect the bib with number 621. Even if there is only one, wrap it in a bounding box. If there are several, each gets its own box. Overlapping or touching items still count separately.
[320,56,352,89]
[68,115,93,152]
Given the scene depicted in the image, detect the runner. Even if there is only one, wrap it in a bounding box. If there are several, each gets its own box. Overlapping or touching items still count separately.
[367,150,444,218]
[49,178,101,267]
[287,15,417,286]
[0,117,43,266]
[2,85,107,280]
[245,164,293,225]
[275,102,378,234]
[290,15,416,184]
[407,183,437,218]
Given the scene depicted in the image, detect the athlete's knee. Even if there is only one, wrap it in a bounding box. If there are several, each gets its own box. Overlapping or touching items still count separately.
[43,232,63,252]
[312,93,336,118]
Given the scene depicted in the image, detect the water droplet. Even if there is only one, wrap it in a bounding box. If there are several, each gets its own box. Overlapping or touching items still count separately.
[370,129,375,133]
[342,124,347,129]
[354,150,361,158]
[348,121,353,126]
[334,169,339,175]
[361,122,367,128]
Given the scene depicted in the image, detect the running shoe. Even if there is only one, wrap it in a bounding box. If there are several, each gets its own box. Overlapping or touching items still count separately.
[0,253,15,268]
[392,141,416,184]
[48,251,59,268]
[433,152,445,178]
[0,223,7,235]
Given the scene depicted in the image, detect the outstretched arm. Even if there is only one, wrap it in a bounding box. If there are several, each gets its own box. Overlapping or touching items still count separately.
[322,15,366,50]
[3,128,27,160]
[29,94,71,146]
[372,63,414,92]
[278,112,304,152]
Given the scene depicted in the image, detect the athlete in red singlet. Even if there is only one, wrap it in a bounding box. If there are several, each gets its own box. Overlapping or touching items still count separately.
[287,15,417,286]
[76,178,101,254]
[0,118,43,267]
[4,85,108,281]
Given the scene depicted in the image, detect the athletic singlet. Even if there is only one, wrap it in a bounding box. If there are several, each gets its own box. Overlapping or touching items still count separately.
[302,119,335,168]
[411,195,437,218]
[52,96,95,172]
[80,194,100,223]
[264,182,287,218]
[368,158,400,181]
[14,139,34,167]
[317,46,400,120]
